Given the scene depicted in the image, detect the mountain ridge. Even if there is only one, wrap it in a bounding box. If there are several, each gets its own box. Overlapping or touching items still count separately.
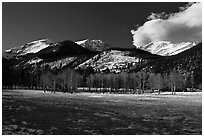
[137,41,198,56]
[75,39,111,51]
[3,39,54,59]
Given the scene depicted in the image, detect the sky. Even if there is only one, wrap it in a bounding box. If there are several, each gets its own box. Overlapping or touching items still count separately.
[131,2,202,47]
[3,2,194,51]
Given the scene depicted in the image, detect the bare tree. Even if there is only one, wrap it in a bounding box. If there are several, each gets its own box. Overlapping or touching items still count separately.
[137,72,142,94]
[169,71,177,94]
[141,71,148,93]
[148,73,156,93]
[155,73,164,94]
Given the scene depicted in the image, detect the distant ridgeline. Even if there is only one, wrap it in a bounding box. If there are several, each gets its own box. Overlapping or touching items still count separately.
[2,39,202,93]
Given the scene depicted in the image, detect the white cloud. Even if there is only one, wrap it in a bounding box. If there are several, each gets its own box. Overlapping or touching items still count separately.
[131,3,202,47]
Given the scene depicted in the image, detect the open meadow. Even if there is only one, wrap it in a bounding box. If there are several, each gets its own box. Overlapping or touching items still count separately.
[2,90,202,135]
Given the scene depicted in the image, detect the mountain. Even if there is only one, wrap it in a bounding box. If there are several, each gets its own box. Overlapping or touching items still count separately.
[4,38,160,73]
[130,42,202,86]
[3,39,53,59]
[75,39,110,51]
[4,39,200,75]
[3,38,107,60]
[14,46,160,74]
[137,41,197,56]
[11,40,98,72]
[36,40,97,59]
[3,39,98,70]
[2,38,201,89]
[76,48,160,73]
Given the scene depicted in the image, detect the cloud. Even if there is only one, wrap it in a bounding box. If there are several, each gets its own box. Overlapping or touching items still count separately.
[131,3,202,47]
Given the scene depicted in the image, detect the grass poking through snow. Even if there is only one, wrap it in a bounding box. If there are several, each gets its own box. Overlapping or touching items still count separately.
[2,90,202,135]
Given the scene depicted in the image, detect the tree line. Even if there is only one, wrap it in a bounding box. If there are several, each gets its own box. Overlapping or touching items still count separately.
[3,65,199,94]
[40,68,82,93]
[39,68,197,94]
[86,70,195,94]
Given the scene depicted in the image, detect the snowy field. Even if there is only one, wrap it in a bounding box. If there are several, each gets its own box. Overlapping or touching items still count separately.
[2,90,202,135]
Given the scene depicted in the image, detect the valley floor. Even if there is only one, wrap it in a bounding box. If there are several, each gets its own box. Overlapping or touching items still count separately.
[2,90,202,135]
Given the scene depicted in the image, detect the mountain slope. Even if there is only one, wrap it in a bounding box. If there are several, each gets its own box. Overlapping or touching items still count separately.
[3,39,53,59]
[11,43,160,74]
[76,48,161,73]
[12,40,98,71]
[137,41,197,56]
[132,42,202,86]
[37,40,97,59]
[75,39,110,51]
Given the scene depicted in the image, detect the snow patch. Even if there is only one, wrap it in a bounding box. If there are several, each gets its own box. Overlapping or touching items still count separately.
[75,39,88,45]
[27,58,43,64]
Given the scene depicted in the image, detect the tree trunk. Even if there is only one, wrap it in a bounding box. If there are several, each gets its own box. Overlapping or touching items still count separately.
[142,80,145,94]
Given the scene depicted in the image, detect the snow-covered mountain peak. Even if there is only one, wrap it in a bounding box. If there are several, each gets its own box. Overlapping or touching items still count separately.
[138,41,197,56]
[75,39,110,51]
[25,38,51,44]
[3,39,53,59]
